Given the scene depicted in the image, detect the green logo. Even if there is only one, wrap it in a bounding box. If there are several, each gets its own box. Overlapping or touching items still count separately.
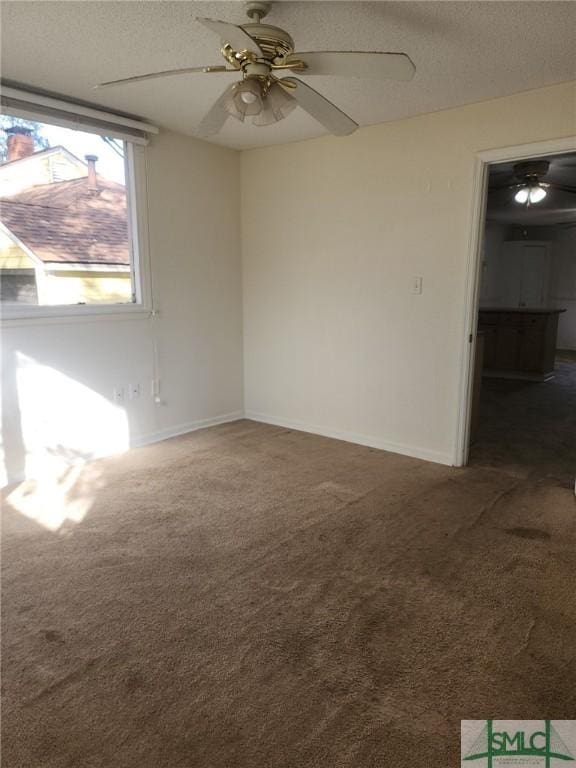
[464,720,574,767]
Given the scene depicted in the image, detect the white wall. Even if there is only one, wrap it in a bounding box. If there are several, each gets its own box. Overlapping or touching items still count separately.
[549,228,576,349]
[1,130,243,485]
[242,81,576,465]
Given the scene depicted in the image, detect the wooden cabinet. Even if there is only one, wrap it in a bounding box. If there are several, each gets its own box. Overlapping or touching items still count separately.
[478,309,565,381]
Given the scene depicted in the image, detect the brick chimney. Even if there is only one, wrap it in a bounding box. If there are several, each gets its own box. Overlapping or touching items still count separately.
[85,154,99,190]
[5,127,34,162]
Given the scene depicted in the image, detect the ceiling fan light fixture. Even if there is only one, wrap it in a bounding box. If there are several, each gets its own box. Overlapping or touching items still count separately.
[514,182,547,205]
[230,77,264,116]
[528,184,547,204]
[252,81,297,126]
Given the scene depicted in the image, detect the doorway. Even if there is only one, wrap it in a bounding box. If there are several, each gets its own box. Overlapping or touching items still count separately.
[458,138,576,483]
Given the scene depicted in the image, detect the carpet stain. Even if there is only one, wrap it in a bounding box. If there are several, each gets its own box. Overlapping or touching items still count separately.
[504,526,551,540]
[123,671,145,692]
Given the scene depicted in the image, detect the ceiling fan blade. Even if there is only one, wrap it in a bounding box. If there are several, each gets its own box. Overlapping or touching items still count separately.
[96,66,230,89]
[287,51,415,81]
[197,17,263,56]
[197,84,235,138]
[548,181,576,194]
[280,78,358,136]
[490,181,576,196]
[488,183,520,192]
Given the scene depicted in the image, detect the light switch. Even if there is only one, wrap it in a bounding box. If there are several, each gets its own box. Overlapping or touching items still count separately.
[412,276,423,295]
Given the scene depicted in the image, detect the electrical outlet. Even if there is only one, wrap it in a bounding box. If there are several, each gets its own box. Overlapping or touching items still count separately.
[128,382,141,400]
[113,386,125,403]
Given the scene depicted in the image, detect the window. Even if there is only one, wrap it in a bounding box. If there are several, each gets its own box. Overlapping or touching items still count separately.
[0,89,157,319]
[0,118,139,312]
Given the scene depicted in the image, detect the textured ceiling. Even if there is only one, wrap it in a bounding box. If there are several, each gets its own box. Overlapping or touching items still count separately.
[2,1,576,150]
[488,153,576,227]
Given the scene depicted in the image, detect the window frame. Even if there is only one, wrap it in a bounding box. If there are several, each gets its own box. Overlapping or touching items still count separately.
[1,133,152,325]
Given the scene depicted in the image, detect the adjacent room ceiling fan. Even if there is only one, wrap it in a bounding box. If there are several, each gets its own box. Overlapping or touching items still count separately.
[491,160,576,207]
[97,0,416,137]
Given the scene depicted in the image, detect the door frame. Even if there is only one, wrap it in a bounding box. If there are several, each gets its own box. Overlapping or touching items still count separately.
[453,135,576,467]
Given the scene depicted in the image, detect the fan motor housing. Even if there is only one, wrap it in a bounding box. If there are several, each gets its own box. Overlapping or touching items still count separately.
[241,23,295,62]
[513,160,550,181]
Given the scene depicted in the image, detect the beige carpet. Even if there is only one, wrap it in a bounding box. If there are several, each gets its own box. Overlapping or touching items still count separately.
[2,413,575,767]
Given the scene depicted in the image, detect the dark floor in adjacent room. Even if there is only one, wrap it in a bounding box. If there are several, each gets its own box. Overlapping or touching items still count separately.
[2,374,575,767]
[470,352,576,486]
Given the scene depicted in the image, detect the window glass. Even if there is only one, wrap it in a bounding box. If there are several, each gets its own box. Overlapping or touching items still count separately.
[0,117,135,307]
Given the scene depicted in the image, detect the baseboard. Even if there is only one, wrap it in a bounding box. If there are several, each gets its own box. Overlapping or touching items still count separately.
[244,410,453,466]
[2,411,246,488]
[482,370,554,382]
[130,411,245,449]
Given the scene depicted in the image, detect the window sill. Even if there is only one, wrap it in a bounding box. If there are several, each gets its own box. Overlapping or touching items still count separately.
[1,304,153,327]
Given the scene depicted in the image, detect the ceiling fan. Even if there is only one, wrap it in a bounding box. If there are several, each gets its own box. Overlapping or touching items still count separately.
[97,0,416,138]
[490,160,576,206]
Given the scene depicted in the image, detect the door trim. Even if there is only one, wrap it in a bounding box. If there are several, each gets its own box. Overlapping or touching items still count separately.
[453,135,576,467]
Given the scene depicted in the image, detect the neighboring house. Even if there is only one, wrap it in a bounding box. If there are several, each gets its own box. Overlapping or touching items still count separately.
[0,130,88,198]
[0,130,131,305]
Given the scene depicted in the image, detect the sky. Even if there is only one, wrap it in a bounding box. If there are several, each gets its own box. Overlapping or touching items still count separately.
[38,121,126,184]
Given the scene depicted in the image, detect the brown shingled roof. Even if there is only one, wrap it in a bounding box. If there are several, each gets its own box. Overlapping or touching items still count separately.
[0,176,129,265]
